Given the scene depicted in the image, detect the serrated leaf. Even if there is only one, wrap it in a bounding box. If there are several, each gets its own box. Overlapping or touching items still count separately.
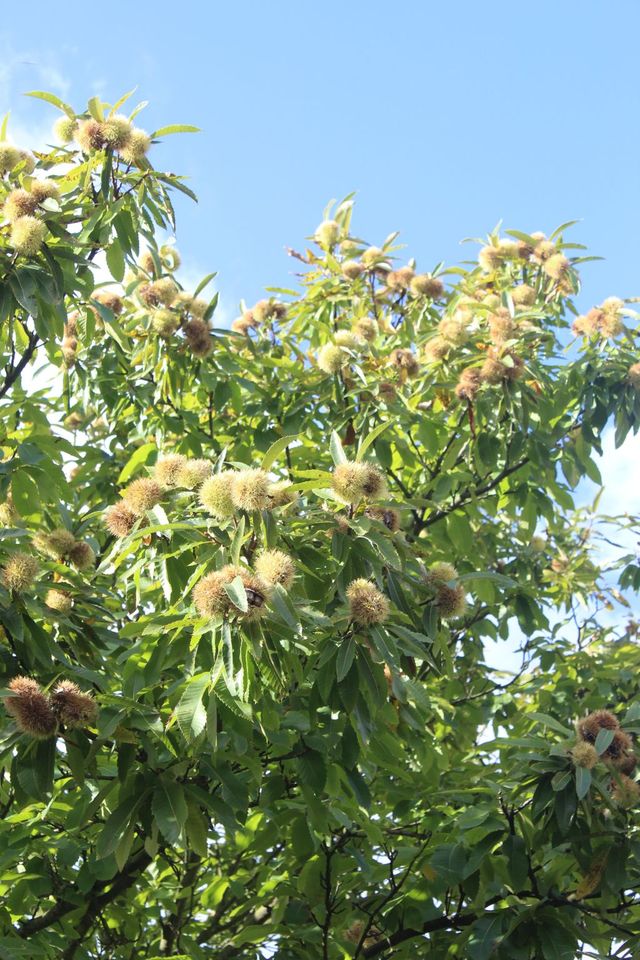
[268,582,298,628]
[175,673,209,740]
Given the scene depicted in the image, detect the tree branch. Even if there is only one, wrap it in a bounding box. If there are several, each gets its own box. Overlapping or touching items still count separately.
[417,456,530,531]
[0,331,39,401]
[18,849,151,944]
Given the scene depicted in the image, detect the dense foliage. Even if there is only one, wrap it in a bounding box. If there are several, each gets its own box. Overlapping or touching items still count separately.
[0,90,639,960]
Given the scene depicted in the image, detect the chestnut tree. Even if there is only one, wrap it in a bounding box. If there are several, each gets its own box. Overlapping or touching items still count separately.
[0,90,639,960]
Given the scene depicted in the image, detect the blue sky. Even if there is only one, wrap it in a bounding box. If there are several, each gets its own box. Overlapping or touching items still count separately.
[1,1,639,669]
[2,0,639,318]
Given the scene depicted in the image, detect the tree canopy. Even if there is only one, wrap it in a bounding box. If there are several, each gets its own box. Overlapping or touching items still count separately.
[0,90,639,960]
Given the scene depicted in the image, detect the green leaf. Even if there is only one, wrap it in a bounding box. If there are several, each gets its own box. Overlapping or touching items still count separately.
[551,771,572,792]
[330,430,348,466]
[594,727,614,755]
[117,442,157,483]
[108,88,137,117]
[575,766,592,800]
[9,268,39,316]
[175,673,209,740]
[185,802,209,858]
[336,635,356,682]
[230,515,245,566]
[151,124,201,137]
[527,712,573,738]
[25,90,75,118]
[106,239,125,282]
[429,843,468,884]
[549,220,581,240]
[502,835,529,889]
[11,470,40,517]
[537,918,579,960]
[356,419,392,460]
[193,272,217,298]
[87,96,104,122]
[467,912,505,960]
[152,778,188,844]
[224,576,248,613]
[261,435,299,471]
[296,750,327,791]
[457,571,515,588]
[103,317,129,352]
[97,793,144,859]
[268,582,299,628]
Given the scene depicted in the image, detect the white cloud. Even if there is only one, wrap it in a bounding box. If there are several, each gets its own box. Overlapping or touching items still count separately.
[0,49,71,151]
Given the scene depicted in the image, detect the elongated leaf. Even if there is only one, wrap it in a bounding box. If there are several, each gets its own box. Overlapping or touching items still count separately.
[467,912,505,960]
[11,470,40,517]
[25,90,74,117]
[549,219,581,240]
[87,96,104,122]
[594,727,615,755]
[106,239,125,282]
[224,576,248,612]
[261,435,299,472]
[185,802,209,858]
[551,770,572,792]
[575,766,592,800]
[108,88,137,117]
[336,635,356,682]
[429,843,468,884]
[193,272,217,298]
[356,420,392,460]
[330,430,348,465]
[151,124,200,137]
[458,571,515,587]
[175,673,210,740]
[269,582,299,628]
[527,712,573,738]
[117,442,157,483]
[97,793,144,858]
[152,778,188,844]
[297,750,326,791]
